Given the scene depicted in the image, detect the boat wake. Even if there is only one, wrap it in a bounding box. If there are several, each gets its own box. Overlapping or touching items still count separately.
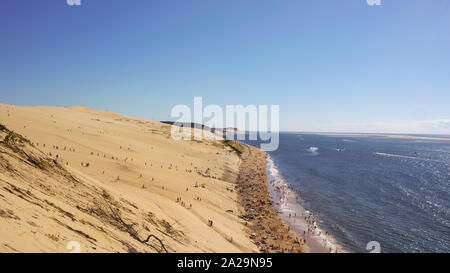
[374,152,444,163]
[308,146,319,155]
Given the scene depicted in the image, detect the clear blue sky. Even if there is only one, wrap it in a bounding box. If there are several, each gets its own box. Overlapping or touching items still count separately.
[1,0,449,133]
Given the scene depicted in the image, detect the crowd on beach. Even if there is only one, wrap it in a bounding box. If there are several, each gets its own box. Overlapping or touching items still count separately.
[236,147,311,253]
[269,176,338,253]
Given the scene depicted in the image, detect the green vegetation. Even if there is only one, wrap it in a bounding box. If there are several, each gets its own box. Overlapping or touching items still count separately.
[4,131,19,145]
[223,139,245,156]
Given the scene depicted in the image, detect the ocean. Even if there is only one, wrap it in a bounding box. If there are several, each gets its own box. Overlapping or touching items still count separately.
[241,132,450,253]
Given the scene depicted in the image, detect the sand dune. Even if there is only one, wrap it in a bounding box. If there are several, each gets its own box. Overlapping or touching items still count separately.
[0,104,258,253]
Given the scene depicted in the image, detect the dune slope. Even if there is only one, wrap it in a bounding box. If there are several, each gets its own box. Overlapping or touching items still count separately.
[0,104,257,253]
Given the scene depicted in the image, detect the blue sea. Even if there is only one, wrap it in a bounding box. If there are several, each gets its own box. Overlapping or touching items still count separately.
[242,133,450,253]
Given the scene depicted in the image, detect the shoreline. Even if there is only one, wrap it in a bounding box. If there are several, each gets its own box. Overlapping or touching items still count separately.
[266,156,341,253]
[235,141,341,253]
[236,143,308,253]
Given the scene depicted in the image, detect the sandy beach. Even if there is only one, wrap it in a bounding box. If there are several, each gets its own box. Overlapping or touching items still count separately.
[0,104,309,253]
[236,145,309,253]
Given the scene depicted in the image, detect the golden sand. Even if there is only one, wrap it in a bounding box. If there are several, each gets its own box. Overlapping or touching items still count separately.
[0,104,260,252]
